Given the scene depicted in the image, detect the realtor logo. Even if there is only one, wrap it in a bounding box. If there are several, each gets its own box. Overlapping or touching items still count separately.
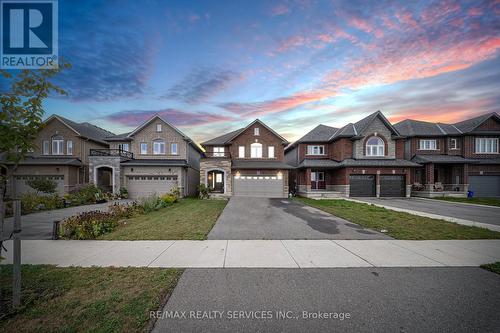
[1,0,58,69]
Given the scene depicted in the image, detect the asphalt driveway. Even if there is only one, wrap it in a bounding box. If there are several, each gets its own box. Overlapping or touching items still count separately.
[153,267,500,332]
[207,197,390,240]
[355,197,500,226]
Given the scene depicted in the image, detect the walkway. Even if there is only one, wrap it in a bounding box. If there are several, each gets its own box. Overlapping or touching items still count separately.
[2,239,499,267]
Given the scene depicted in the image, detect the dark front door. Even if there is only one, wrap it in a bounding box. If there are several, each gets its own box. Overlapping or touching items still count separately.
[208,171,224,193]
[311,171,325,190]
[380,175,405,197]
[349,175,376,197]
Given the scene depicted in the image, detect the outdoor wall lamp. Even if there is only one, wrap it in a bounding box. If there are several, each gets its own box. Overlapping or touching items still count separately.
[277,171,283,179]
[235,171,241,179]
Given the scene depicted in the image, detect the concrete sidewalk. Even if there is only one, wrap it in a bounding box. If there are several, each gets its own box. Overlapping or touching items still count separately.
[2,239,499,268]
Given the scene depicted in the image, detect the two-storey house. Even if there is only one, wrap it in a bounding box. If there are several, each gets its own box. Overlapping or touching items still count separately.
[394,112,500,197]
[285,111,420,198]
[10,115,113,196]
[200,119,292,198]
[89,114,203,198]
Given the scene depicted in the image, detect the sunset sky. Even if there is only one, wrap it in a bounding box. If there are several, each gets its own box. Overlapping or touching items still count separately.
[39,0,500,142]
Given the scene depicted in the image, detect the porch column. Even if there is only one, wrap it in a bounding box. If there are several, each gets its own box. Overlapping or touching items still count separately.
[463,164,469,193]
[376,171,380,198]
[425,163,434,191]
[305,168,311,191]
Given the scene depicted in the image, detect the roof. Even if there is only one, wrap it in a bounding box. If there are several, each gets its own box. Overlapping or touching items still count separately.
[351,111,401,137]
[105,132,132,141]
[295,158,420,168]
[120,159,188,166]
[453,113,500,133]
[297,159,340,168]
[17,157,83,166]
[411,155,479,164]
[474,158,500,165]
[201,119,289,146]
[46,115,115,144]
[294,124,338,143]
[231,160,294,169]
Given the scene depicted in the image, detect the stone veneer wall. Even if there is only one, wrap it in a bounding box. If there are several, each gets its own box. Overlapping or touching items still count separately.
[88,156,122,194]
[200,158,232,197]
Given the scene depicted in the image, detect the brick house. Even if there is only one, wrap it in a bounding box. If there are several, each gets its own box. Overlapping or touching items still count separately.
[285,111,420,198]
[394,112,500,197]
[88,114,203,198]
[200,119,292,198]
[9,115,113,196]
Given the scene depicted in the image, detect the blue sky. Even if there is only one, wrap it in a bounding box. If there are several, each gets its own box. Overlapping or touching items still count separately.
[38,0,500,141]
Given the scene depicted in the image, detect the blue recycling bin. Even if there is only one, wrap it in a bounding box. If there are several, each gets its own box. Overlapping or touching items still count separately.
[467,190,474,198]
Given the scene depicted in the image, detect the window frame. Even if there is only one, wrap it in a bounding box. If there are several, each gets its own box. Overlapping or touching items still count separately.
[51,136,64,155]
[171,142,178,155]
[119,143,130,152]
[250,142,263,158]
[306,145,325,155]
[67,140,73,155]
[365,136,385,157]
[475,138,499,154]
[213,146,225,157]
[254,127,260,136]
[156,124,162,132]
[140,142,148,155]
[450,138,458,150]
[268,146,275,158]
[238,146,245,158]
[42,140,49,155]
[419,139,437,151]
[153,140,166,155]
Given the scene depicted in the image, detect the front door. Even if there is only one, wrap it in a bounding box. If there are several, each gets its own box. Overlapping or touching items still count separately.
[208,171,224,193]
[311,171,325,190]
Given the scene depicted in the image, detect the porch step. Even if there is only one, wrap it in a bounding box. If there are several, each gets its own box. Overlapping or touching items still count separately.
[299,191,344,199]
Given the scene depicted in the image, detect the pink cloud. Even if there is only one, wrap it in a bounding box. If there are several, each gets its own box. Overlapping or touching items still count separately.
[188,14,200,23]
[270,4,290,16]
[420,0,461,26]
[468,7,483,16]
[395,11,419,29]
[348,17,373,33]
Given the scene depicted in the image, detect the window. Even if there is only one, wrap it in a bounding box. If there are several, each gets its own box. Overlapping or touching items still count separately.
[51,135,64,155]
[171,143,178,155]
[42,140,49,155]
[67,140,73,155]
[450,138,458,150]
[268,146,275,158]
[238,146,245,158]
[419,139,437,150]
[140,143,148,155]
[366,136,385,156]
[119,143,129,151]
[254,127,260,136]
[153,140,165,154]
[213,146,225,157]
[156,124,162,132]
[250,143,262,158]
[475,138,498,154]
[306,145,325,155]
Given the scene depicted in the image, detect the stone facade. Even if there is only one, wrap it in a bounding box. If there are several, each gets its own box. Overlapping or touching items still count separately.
[200,158,232,197]
[353,117,396,159]
[88,156,122,194]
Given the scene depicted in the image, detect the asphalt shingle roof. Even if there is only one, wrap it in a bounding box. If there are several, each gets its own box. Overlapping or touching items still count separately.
[18,157,83,166]
[120,159,188,166]
[411,155,478,164]
[56,115,115,143]
[295,124,338,143]
[231,160,294,169]
[453,113,496,133]
[297,159,340,168]
[296,158,420,168]
[201,128,244,146]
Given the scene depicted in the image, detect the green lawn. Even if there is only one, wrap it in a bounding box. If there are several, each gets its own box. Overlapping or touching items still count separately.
[432,197,500,207]
[295,197,500,240]
[0,265,182,333]
[481,262,500,275]
[100,198,227,240]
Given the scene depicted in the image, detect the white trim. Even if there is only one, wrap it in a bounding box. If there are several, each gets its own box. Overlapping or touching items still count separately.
[205,168,227,194]
[93,165,115,193]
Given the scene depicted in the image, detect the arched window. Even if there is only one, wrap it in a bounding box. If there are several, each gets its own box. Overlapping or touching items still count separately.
[250,143,262,158]
[51,135,64,155]
[366,136,384,156]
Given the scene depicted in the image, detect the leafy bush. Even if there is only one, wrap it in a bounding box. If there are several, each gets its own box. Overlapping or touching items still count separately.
[26,177,58,194]
[108,202,143,219]
[161,194,177,205]
[139,194,166,213]
[21,193,64,214]
[65,184,103,205]
[59,211,118,239]
[170,187,181,199]
[198,184,210,199]
[119,187,128,199]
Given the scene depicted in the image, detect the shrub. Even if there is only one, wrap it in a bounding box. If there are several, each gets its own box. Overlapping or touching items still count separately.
[161,194,177,205]
[65,184,102,205]
[170,187,181,200]
[139,194,166,213]
[108,202,143,219]
[26,177,58,194]
[119,187,128,199]
[21,193,64,214]
[198,184,210,199]
[59,211,118,239]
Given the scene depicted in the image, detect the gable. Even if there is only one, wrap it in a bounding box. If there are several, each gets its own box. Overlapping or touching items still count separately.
[130,118,185,142]
[43,116,80,136]
[473,116,500,132]
[358,116,394,137]
[229,120,288,145]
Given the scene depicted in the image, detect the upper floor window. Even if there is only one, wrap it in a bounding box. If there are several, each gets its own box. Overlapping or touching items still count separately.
[254,127,260,136]
[238,146,245,158]
[119,143,129,151]
[156,124,162,132]
[450,138,458,150]
[140,142,148,155]
[171,143,178,155]
[366,136,384,156]
[153,140,165,155]
[42,140,49,155]
[251,143,262,158]
[268,146,275,158]
[213,146,225,157]
[419,139,437,150]
[307,145,324,155]
[51,135,64,155]
[475,138,498,154]
[67,140,73,155]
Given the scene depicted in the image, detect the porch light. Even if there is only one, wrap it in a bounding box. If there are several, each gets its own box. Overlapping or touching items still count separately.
[235,171,241,179]
[277,171,283,179]
[208,174,212,180]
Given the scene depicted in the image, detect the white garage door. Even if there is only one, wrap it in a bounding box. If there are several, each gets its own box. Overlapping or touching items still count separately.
[127,175,178,199]
[469,176,500,197]
[233,175,284,198]
[14,175,65,196]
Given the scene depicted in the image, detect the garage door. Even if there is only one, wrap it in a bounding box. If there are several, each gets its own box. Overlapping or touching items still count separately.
[380,175,405,197]
[233,175,284,198]
[14,175,64,196]
[349,175,375,197]
[469,176,500,197]
[126,175,178,199]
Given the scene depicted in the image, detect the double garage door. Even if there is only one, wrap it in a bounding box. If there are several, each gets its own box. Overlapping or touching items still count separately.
[349,175,405,197]
[469,176,500,197]
[126,175,178,199]
[14,175,65,196]
[233,175,284,198]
